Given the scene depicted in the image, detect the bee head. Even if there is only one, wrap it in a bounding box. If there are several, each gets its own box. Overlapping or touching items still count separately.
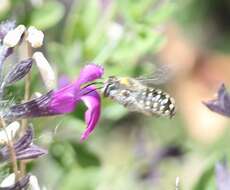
[102,76,120,97]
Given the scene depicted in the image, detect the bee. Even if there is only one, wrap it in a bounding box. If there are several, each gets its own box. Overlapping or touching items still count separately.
[101,76,176,118]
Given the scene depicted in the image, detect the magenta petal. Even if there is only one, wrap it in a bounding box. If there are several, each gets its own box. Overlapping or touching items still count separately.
[80,87,101,141]
[74,64,104,89]
[50,84,78,113]
[50,64,103,114]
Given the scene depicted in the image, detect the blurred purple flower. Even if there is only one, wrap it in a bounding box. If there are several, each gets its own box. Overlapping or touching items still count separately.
[0,21,15,65]
[4,64,104,141]
[203,84,230,117]
[0,21,15,87]
[216,160,230,190]
[0,21,15,40]
[0,127,47,162]
[100,0,112,10]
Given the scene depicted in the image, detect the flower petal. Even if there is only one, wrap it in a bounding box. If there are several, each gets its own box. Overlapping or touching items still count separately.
[29,175,41,190]
[16,145,47,160]
[74,64,104,90]
[0,174,30,190]
[0,121,20,144]
[80,87,101,141]
[49,84,77,113]
[33,52,56,90]
[3,25,26,48]
[27,26,44,48]
[0,127,47,162]
[13,126,33,152]
[203,84,230,117]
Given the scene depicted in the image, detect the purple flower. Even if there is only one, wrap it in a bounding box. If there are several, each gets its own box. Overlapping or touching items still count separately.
[0,174,30,190]
[0,127,47,162]
[203,84,230,117]
[4,64,104,141]
[216,160,230,190]
[0,20,15,40]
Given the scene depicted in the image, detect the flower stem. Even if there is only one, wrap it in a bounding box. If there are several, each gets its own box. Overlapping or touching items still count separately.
[0,117,19,180]
[20,41,32,176]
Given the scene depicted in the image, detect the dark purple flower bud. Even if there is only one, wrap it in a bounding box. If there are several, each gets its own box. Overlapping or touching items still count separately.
[0,127,47,162]
[203,84,230,117]
[216,160,230,190]
[0,21,15,40]
[0,174,30,190]
[4,58,33,86]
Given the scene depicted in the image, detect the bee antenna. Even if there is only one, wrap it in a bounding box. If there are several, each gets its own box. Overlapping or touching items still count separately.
[82,81,104,89]
[81,86,103,96]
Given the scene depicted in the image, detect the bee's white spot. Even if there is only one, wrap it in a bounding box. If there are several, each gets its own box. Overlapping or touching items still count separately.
[139,100,144,104]
[153,102,158,108]
[148,93,153,97]
[145,101,151,106]
[145,106,151,109]
[152,107,157,112]
[164,110,170,115]
[165,94,170,98]
[155,95,161,101]
[157,90,162,94]
[160,106,165,111]
[161,98,169,105]
[142,92,146,96]
[170,97,175,104]
[169,104,175,110]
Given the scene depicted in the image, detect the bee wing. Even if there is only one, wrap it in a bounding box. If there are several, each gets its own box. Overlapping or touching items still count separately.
[136,64,174,85]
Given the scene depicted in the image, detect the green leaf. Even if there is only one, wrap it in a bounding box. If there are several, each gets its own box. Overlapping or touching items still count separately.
[71,142,101,168]
[59,167,99,190]
[193,165,216,190]
[29,1,64,30]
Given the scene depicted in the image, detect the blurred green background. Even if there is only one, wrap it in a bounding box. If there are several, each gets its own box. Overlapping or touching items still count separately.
[2,0,230,189]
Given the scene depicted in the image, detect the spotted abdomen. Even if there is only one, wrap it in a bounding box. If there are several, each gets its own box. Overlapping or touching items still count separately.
[137,87,176,118]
